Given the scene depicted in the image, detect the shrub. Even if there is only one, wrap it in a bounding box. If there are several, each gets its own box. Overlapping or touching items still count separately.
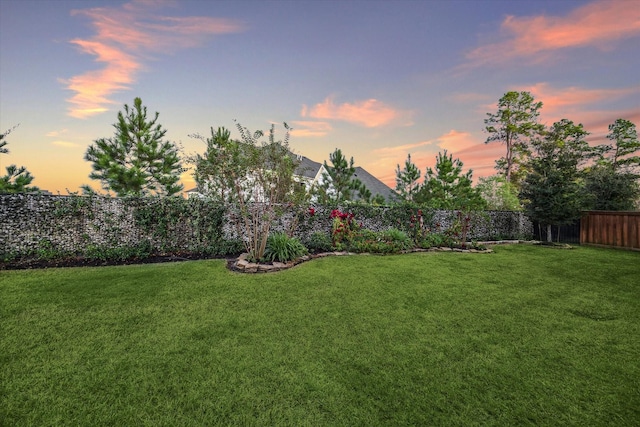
[263,232,308,263]
[419,233,453,249]
[85,241,152,262]
[347,228,412,254]
[379,228,413,252]
[305,232,333,253]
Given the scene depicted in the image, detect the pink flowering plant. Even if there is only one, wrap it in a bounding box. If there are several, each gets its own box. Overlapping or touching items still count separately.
[329,209,414,254]
[408,208,427,243]
[330,209,360,251]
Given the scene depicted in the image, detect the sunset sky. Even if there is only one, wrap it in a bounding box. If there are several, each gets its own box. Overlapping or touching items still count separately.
[1,0,639,194]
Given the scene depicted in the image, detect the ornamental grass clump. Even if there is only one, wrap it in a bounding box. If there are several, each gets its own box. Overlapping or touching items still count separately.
[263,232,308,263]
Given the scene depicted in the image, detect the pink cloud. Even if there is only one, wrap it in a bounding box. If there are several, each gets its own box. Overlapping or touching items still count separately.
[301,97,411,128]
[290,121,333,138]
[522,83,639,123]
[464,0,640,68]
[478,83,639,147]
[435,130,478,152]
[516,83,640,145]
[64,0,245,118]
[370,129,492,187]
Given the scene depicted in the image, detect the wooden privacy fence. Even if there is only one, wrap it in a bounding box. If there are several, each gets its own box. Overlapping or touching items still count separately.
[580,211,640,251]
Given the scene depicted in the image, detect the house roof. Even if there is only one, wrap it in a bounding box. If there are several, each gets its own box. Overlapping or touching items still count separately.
[186,151,396,202]
[292,154,323,179]
[352,167,397,202]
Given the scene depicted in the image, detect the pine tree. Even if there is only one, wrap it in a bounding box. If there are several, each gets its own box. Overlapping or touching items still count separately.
[84,98,183,197]
[583,118,640,210]
[485,91,544,186]
[395,153,421,202]
[315,149,361,202]
[415,150,485,210]
[0,126,39,194]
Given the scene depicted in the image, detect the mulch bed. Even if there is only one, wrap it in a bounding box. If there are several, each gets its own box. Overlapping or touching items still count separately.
[0,253,235,270]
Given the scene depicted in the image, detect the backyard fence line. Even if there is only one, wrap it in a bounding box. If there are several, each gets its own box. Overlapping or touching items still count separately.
[580,211,640,251]
[1,194,533,259]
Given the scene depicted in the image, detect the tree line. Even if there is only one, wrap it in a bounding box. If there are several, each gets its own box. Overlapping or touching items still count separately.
[2,94,638,243]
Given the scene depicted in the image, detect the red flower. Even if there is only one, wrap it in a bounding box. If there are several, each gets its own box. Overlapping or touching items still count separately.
[308,207,315,216]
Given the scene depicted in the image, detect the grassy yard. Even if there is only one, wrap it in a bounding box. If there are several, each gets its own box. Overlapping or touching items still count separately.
[1,245,639,426]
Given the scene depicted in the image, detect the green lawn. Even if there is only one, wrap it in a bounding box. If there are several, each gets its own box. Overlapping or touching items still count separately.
[1,245,639,426]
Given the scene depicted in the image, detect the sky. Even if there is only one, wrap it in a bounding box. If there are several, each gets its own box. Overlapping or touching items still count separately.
[1,0,639,195]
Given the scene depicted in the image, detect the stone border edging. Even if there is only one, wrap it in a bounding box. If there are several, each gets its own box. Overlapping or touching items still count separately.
[229,243,512,273]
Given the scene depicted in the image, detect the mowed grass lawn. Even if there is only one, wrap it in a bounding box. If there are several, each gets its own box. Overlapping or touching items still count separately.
[1,245,639,426]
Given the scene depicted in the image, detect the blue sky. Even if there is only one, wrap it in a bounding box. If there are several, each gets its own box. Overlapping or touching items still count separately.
[1,0,638,194]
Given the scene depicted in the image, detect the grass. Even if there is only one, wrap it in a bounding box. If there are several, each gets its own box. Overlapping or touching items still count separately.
[1,245,639,426]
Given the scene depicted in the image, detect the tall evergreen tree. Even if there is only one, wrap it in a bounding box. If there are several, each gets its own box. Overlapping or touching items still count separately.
[415,150,485,210]
[0,126,39,194]
[583,119,640,210]
[395,153,421,202]
[485,91,544,186]
[84,97,183,197]
[315,148,361,203]
[606,118,640,172]
[189,126,239,202]
[521,119,590,242]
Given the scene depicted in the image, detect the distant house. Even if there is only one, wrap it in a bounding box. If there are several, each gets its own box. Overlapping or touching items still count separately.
[186,152,396,203]
[185,187,203,199]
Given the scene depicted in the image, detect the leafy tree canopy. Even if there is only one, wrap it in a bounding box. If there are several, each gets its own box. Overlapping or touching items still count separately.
[521,119,590,241]
[485,91,544,186]
[476,175,522,211]
[583,118,640,210]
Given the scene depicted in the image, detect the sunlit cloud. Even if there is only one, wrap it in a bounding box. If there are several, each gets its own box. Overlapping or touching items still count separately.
[301,96,411,128]
[52,141,81,148]
[370,129,490,187]
[63,0,245,118]
[463,0,640,68]
[514,83,640,146]
[452,142,504,179]
[478,82,640,146]
[374,139,432,156]
[290,121,333,137]
[520,82,639,123]
[45,129,69,137]
[434,130,477,152]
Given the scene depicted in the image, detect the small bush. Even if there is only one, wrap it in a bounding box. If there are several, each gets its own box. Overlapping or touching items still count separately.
[85,241,152,262]
[305,232,333,253]
[347,228,412,254]
[379,228,413,252]
[263,233,308,263]
[419,233,453,249]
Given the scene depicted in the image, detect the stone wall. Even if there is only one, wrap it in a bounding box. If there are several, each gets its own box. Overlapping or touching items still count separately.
[0,194,231,258]
[0,194,533,259]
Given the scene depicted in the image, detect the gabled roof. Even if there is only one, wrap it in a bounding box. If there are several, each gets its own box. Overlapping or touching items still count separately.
[292,154,323,179]
[353,167,397,202]
[187,151,396,202]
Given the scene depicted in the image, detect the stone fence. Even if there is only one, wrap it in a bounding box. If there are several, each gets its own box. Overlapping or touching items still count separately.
[0,194,532,259]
